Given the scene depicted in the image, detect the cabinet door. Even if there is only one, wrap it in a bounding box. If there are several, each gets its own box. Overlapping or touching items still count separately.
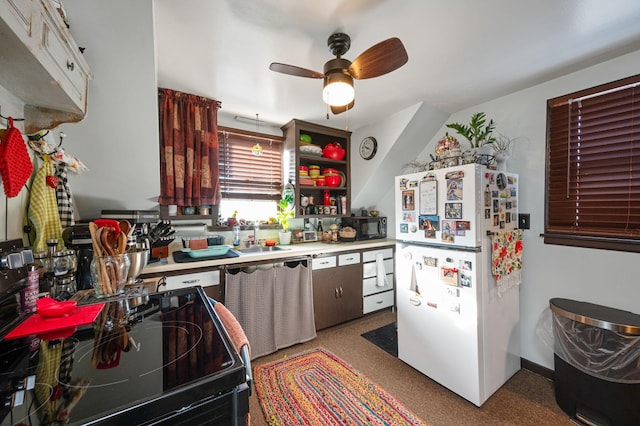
[334,262,363,323]
[312,267,341,330]
[312,262,362,330]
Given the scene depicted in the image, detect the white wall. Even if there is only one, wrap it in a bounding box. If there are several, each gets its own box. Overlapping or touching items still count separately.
[58,0,159,220]
[353,48,640,369]
[350,102,449,223]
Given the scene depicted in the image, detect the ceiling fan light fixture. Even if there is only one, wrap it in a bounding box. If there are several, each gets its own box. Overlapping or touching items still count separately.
[322,72,354,107]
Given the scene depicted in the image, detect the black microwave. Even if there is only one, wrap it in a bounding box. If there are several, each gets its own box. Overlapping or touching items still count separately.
[341,216,387,240]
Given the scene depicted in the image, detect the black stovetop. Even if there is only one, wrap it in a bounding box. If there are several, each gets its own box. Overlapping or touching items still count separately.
[0,287,245,425]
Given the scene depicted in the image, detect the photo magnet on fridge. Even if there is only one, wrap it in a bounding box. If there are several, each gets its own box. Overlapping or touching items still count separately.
[440,267,459,286]
[446,179,463,200]
[402,212,416,222]
[445,203,462,219]
[456,221,471,231]
[419,215,439,230]
[402,190,415,210]
[441,220,456,242]
[424,256,438,267]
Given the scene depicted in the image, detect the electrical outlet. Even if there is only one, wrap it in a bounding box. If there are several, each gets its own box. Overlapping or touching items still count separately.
[519,213,530,230]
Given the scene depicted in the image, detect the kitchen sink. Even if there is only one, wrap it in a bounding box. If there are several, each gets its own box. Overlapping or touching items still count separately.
[236,245,291,254]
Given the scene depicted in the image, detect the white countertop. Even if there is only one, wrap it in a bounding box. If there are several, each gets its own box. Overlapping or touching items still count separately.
[139,239,396,277]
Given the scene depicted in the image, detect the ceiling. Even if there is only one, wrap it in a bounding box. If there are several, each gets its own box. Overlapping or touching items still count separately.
[154,0,640,131]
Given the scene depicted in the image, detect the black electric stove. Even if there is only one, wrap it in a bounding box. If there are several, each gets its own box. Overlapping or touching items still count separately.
[0,287,248,425]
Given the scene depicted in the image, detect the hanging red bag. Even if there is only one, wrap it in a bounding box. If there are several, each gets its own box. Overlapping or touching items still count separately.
[0,117,33,198]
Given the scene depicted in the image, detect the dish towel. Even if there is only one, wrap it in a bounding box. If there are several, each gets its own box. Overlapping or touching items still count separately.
[376,253,388,287]
[491,230,523,294]
[55,162,75,227]
[409,262,420,295]
[28,161,64,252]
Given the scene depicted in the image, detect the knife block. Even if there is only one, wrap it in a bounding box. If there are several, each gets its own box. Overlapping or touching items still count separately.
[151,246,168,259]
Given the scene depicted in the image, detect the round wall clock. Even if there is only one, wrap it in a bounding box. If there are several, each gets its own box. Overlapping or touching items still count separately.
[359,136,378,160]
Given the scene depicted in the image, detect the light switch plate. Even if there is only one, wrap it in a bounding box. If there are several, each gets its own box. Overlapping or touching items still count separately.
[519,213,530,230]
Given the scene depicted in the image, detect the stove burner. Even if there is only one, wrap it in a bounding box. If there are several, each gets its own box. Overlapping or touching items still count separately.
[68,321,203,389]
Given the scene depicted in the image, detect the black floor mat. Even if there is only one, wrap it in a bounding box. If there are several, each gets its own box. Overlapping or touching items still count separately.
[361,322,397,357]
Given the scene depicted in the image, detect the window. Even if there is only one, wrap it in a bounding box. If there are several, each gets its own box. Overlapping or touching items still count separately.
[545,74,640,252]
[218,127,283,221]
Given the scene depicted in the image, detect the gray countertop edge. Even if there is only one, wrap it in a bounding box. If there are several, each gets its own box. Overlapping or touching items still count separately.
[139,239,396,277]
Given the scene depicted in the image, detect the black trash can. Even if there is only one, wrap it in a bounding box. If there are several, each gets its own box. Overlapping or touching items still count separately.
[550,298,640,426]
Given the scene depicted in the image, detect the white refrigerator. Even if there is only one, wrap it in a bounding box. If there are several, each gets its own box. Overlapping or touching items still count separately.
[394,163,521,407]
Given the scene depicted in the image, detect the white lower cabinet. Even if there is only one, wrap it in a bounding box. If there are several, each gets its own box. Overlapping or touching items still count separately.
[361,247,395,314]
[363,290,395,314]
[163,270,220,291]
[142,269,221,300]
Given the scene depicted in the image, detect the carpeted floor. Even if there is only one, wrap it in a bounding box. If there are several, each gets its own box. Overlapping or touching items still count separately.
[249,309,574,426]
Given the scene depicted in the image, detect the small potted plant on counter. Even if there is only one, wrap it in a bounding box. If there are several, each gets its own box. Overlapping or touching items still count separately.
[277,199,295,245]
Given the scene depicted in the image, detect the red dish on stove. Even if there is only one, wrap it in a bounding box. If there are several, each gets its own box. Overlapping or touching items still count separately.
[37,297,77,318]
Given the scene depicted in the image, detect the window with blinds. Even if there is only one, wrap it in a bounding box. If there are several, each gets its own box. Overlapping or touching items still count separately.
[545,74,640,252]
[218,127,283,200]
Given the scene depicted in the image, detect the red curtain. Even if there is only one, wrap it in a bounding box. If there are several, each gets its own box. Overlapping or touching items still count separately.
[158,88,221,206]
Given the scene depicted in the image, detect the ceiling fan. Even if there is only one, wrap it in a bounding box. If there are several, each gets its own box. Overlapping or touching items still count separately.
[269,33,408,114]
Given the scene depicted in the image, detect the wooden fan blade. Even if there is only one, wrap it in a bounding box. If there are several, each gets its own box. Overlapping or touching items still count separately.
[331,99,355,115]
[269,63,324,79]
[348,38,408,80]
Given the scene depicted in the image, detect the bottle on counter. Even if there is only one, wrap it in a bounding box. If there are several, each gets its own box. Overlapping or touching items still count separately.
[233,225,241,247]
[19,264,39,314]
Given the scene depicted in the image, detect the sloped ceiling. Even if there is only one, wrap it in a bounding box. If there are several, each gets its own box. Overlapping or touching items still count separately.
[155,0,640,131]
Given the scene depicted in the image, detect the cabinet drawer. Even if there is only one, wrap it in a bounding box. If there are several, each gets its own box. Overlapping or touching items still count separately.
[163,270,220,291]
[363,274,394,296]
[338,252,360,266]
[40,6,88,110]
[362,247,393,263]
[362,258,393,279]
[1,0,33,40]
[363,290,394,314]
[312,256,336,270]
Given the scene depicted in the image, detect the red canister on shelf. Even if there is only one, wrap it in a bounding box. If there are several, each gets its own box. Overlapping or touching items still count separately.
[323,190,330,206]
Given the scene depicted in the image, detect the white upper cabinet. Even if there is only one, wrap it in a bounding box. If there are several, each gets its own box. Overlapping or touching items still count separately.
[0,0,92,133]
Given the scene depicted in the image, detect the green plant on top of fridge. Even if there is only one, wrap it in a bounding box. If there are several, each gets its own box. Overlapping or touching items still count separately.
[446,112,496,148]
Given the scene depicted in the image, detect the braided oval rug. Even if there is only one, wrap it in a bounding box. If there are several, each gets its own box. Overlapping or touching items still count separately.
[254,347,427,425]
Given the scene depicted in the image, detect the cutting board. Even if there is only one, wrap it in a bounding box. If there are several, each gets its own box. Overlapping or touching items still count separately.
[172,249,239,263]
[4,303,105,340]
